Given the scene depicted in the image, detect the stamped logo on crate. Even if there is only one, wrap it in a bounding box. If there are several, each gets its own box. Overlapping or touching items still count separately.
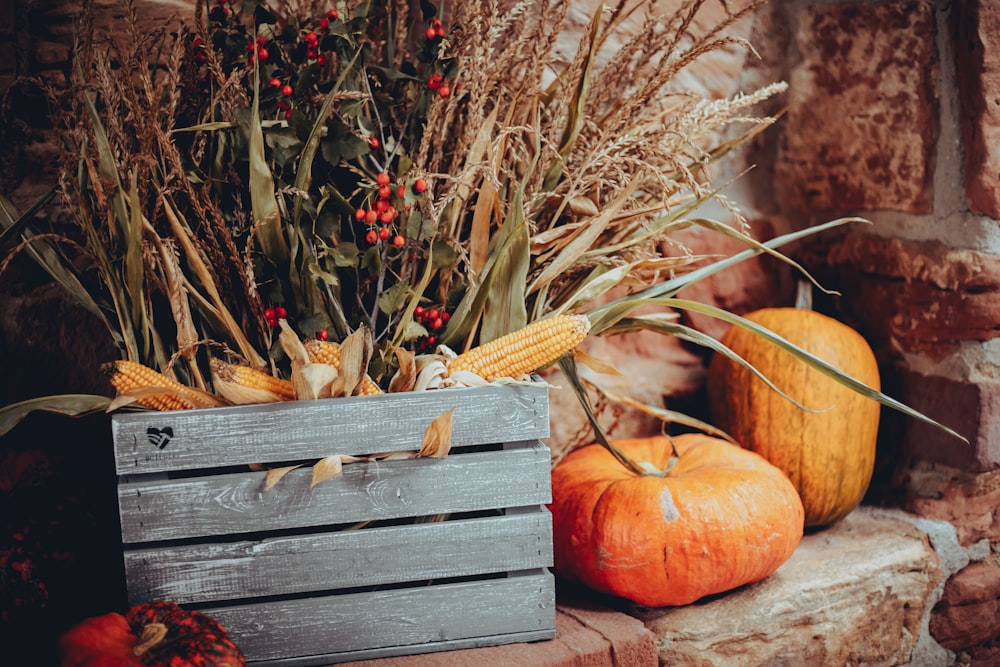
[146,427,173,449]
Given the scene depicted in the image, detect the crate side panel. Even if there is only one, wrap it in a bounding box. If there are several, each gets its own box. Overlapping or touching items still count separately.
[124,510,553,605]
[118,444,552,543]
[203,572,556,664]
[112,384,549,475]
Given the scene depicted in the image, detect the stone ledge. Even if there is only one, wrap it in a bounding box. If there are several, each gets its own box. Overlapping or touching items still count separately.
[339,507,950,667]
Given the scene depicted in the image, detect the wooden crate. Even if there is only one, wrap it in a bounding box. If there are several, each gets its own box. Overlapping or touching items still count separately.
[111,382,556,666]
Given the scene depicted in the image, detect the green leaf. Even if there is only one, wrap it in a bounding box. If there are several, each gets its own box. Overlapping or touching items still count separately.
[378,283,409,315]
[330,242,360,267]
[247,64,288,266]
[0,395,110,439]
[480,189,529,343]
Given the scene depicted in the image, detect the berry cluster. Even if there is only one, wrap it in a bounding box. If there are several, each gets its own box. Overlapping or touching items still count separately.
[413,305,450,352]
[355,173,430,248]
[263,305,287,328]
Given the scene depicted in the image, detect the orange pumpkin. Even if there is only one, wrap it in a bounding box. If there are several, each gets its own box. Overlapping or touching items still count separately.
[549,433,804,607]
[58,600,245,667]
[706,307,881,528]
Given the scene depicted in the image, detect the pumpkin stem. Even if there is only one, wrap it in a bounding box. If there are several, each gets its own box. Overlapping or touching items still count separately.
[133,622,168,656]
[635,434,680,477]
[795,280,812,310]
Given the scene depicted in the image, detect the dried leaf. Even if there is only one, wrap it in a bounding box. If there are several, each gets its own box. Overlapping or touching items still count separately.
[330,328,372,397]
[265,465,301,491]
[310,455,344,487]
[296,363,339,400]
[574,348,623,376]
[418,409,454,458]
[388,347,416,393]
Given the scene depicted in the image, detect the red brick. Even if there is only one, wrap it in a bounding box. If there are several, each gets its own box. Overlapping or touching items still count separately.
[953,0,1000,218]
[776,1,938,214]
[802,230,1000,359]
[891,370,1000,472]
[931,560,1000,650]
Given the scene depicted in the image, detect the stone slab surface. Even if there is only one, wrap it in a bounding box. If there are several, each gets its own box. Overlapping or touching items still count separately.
[632,507,943,667]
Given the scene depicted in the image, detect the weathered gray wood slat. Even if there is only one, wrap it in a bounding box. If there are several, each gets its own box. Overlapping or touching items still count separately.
[111,383,549,474]
[203,571,556,665]
[124,510,553,605]
[117,443,552,543]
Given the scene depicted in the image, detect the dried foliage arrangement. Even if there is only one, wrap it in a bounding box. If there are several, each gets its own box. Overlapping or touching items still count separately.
[0,0,962,458]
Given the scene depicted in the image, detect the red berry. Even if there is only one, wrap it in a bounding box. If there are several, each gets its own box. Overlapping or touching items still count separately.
[275,305,287,319]
[378,227,390,240]
[317,329,329,341]
[282,84,294,97]
[264,307,276,320]
[425,27,437,40]
[366,229,378,244]
[376,172,391,186]
[426,335,436,346]
[267,317,279,328]
[257,47,269,61]
[269,77,282,88]
[369,136,379,148]
[317,54,327,65]
[413,178,428,193]
[305,31,318,44]
[414,306,426,318]
[375,199,389,213]
[434,26,446,38]
[427,73,443,90]
[430,317,444,330]
[393,235,405,248]
[441,312,451,322]
[327,9,338,20]
[285,109,293,119]
[378,185,391,200]
[355,208,366,221]
[320,18,330,29]
[396,186,406,199]
[438,85,451,98]
[431,18,442,29]
[365,209,378,225]
[380,210,394,224]
[427,308,439,320]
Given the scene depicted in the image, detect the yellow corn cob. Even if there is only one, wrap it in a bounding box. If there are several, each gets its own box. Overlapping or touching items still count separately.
[447,314,591,382]
[209,358,296,401]
[103,360,218,411]
[304,339,383,395]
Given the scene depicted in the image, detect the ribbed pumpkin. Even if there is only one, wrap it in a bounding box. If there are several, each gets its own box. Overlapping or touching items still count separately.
[549,433,804,607]
[58,600,245,667]
[706,307,881,528]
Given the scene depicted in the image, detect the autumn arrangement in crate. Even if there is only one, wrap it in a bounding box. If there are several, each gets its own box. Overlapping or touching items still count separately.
[0,0,964,665]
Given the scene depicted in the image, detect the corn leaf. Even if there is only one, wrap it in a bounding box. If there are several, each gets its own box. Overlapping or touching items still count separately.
[0,394,111,438]
[586,217,863,335]
[248,63,288,266]
[480,188,530,343]
[664,298,969,442]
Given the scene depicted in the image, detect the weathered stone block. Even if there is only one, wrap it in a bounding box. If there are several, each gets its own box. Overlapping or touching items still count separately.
[776,1,938,214]
[953,0,1000,218]
[633,507,942,667]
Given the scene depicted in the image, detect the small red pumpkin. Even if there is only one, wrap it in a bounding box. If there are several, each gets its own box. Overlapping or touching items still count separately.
[59,600,245,667]
[550,433,804,607]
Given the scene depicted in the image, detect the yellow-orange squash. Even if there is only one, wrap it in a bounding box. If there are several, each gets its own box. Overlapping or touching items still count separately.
[706,307,881,528]
[549,434,804,607]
